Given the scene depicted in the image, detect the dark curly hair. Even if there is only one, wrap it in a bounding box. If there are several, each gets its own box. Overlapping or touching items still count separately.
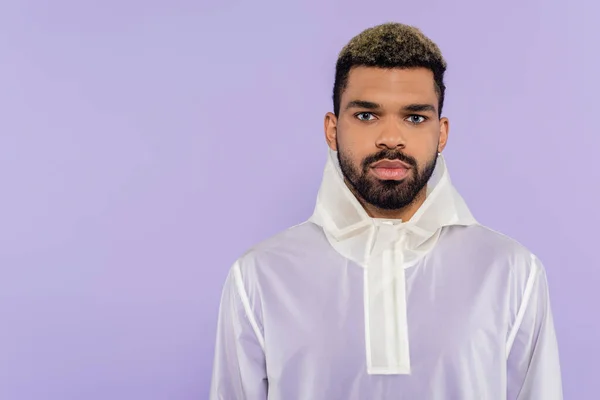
[333,22,447,118]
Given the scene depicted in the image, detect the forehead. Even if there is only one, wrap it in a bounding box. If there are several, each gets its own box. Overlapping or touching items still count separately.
[342,66,437,108]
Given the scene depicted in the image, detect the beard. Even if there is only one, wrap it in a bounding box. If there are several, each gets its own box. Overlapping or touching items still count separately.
[337,143,438,211]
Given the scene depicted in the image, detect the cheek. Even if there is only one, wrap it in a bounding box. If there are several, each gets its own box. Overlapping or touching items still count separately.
[337,140,369,172]
[338,126,377,157]
[339,144,361,167]
[340,142,371,171]
[409,129,439,152]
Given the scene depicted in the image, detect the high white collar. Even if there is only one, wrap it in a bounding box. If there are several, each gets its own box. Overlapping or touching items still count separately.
[308,148,479,375]
[309,148,478,267]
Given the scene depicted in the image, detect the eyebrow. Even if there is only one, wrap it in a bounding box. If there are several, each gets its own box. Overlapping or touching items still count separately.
[402,103,437,114]
[345,100,381,111]
[345,100,437,114]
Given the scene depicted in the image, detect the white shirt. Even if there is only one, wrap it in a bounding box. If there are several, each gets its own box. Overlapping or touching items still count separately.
[210,149,563,399]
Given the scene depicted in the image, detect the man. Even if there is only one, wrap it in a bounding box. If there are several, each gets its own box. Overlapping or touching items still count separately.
[209,22,562,399]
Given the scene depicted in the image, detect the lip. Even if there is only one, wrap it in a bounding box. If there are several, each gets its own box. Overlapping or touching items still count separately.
[370,159,412,169]
[370,159,411,180]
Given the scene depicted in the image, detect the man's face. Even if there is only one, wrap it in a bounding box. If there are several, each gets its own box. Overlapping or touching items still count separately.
[325,66,449,212]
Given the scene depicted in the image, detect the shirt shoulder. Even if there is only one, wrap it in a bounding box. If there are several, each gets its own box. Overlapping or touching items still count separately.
[440,224,543,278]
[445,223,534,255]
[223,222,329,329]
[439,224,547,316]
[234,221,331,275]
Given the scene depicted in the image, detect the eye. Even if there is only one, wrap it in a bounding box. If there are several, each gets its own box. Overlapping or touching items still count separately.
[355,112,376,121]
[406,115,427,124]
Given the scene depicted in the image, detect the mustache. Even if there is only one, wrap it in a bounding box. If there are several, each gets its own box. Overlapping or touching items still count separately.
[362,149,417,170]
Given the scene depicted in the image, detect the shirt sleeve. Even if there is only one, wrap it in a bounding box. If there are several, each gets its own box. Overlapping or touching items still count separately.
[506,255,563,399]
[209,262,268,400]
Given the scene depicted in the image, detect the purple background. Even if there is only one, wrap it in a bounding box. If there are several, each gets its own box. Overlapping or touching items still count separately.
[0,1,597,399]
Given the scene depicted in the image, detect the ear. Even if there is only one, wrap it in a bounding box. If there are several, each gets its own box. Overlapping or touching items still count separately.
[324,112,338,151]
[438,116,449,153]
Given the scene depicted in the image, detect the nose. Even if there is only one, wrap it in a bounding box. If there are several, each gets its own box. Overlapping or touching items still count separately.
[374,120,407,150]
